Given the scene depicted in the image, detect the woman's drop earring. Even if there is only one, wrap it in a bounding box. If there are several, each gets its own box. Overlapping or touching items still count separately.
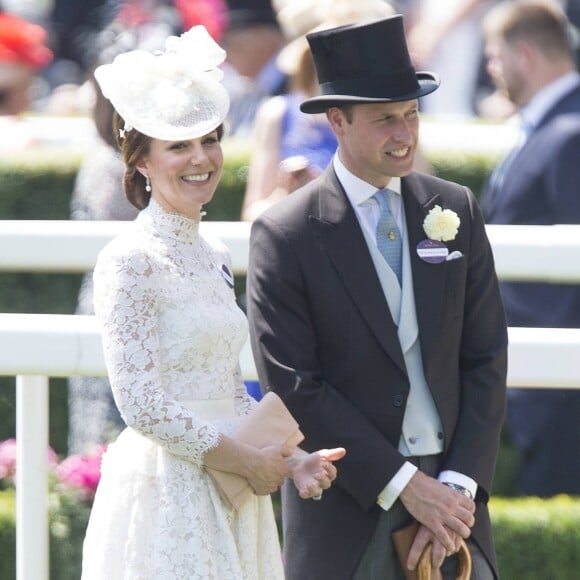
[145,175,152,192]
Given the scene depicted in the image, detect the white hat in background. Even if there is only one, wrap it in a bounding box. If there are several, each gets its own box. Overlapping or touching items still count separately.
[276,0,395,75]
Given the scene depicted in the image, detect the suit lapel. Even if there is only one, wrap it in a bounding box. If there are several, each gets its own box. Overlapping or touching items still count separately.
[402,174,446,362]
[309,168,407,375]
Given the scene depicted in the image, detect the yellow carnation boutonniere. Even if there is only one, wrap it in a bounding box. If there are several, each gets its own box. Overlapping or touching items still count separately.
[417,206,462,264]
[423,205,460,242]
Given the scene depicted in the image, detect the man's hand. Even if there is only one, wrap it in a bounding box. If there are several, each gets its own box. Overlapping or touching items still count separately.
[406,524,465,572]
[399,471,475,553]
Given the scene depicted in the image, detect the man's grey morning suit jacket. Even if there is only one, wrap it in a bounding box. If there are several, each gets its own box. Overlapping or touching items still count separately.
[247,167,508,580]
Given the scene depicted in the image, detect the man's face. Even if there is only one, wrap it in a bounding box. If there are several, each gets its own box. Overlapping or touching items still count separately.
[485,35,529,107]
[328,100,420,189]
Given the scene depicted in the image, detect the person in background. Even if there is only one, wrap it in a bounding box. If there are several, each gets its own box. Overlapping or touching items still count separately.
[241,0,396,222]
[482,0,580,497]
[220,0,287,137]
[395,0,494,118]
[479,0,580,119]
[81,26,344,578]
[0,10,52,116]
[247,14,507,580]
[0,10,53,149]
[45,0,228,115]
[46,0,118,95]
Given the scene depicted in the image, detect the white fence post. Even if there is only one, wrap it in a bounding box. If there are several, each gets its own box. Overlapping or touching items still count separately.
[16,375,49,580]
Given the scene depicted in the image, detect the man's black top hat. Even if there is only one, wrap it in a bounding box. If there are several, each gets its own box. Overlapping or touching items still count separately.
[301,15,439,114]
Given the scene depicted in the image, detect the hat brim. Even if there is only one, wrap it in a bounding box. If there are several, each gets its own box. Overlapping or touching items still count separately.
[300,73,440,114]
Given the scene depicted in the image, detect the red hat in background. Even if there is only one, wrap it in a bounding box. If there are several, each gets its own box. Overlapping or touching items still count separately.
[0,11,53,70]
[174,0,228,41]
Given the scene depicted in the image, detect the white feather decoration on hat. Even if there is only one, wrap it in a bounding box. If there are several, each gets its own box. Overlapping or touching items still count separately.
[94,25,230,141]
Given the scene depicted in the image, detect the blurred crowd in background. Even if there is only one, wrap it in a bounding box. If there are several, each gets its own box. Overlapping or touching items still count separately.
[0,0,578,128]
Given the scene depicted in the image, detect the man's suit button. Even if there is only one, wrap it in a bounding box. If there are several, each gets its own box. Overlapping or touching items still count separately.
[393,394,404,407]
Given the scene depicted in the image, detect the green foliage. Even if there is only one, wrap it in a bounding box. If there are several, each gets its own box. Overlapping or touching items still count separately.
[204,142,250,220]
[49,486,92,580]
[490,496,580,580]
[0,490,16,580]
[0,150,85,455]
[0,149,82,220]
[430,150,494,200]
[0,487,90,580]
[2,489,580,579]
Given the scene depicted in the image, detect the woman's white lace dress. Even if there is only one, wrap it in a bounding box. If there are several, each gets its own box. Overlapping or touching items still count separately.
[81,199,284,580]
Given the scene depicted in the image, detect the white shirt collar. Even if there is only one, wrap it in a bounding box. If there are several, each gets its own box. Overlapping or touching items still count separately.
[332,152,401,208]
[520,71,580,130]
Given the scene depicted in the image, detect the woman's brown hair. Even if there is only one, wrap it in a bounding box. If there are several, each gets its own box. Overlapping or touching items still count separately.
[113,112,153,210]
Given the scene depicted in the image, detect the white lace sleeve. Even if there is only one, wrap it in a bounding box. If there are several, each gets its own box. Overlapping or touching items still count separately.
[93,244,221,466]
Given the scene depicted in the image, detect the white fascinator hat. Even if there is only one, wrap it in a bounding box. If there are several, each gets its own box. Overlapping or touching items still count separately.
[94,25,230,141]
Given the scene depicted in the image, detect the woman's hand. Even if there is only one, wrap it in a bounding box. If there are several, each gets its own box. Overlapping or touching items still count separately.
[245,444,293,496]
[203,436,293,496]
[288,447,346,499]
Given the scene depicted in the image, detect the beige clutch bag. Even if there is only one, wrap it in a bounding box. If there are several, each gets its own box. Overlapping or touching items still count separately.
[207,391,304,510]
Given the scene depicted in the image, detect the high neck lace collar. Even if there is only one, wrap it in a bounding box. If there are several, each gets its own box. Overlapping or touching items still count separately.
[140,198,201,243]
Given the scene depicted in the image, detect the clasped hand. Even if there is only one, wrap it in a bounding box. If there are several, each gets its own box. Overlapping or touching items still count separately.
[289,447,346,500]
[400,471,475,571]
[246,445,346,499]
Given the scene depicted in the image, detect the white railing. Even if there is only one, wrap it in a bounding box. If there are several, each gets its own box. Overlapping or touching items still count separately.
[1,221,580,580]
[2,220,580,281]
[0,220,252,275]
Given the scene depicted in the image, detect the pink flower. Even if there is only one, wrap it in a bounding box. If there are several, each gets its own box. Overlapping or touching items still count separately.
[47,446,59,469]
[0,438,17,480]
[0,439,58,483]
[55,445,106,499]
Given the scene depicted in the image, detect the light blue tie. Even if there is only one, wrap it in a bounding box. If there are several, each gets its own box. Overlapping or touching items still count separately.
[374,188,402,285]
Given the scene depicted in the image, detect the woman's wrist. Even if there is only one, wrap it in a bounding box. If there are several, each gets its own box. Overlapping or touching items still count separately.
[284,447,306,479]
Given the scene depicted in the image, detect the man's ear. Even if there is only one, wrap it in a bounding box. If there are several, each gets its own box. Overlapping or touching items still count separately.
[327,107,345,135]
[516,40,536,73]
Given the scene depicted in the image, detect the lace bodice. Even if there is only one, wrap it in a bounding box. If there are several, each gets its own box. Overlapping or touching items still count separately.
[93,199,254,465]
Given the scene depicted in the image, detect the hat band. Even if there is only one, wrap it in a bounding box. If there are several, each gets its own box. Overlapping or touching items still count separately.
[319,68,421,99]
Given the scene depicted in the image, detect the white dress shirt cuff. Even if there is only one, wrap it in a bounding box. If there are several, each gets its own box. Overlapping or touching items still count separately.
[377,461,418,511]
[438,470,478,499]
